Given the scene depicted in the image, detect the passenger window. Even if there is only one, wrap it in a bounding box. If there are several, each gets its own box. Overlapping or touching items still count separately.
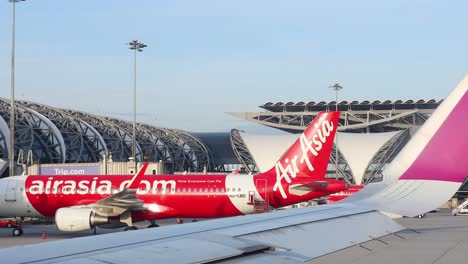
[221,188,225,192]
[210,188,213,193]
[199,188,203,192]
[227,188,230,192]
[176,188,180,193]
[182,188,186,192]
[215,188,219,193]
[188,188,191,192]
[205,188,208,193]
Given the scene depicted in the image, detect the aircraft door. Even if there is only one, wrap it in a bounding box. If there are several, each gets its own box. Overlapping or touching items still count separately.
[248,191,255,204]
[255,179,268,203]
[254,179,269,213]
[5,179,17,202]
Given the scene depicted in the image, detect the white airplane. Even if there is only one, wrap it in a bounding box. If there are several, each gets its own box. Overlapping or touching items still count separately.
[1,74,468,263]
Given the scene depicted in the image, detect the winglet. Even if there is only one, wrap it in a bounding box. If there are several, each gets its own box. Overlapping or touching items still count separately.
[344,74,468,217]
[127,163,149,189]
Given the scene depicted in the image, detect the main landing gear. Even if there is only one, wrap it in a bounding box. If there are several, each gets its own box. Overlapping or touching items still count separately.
[12,227,23,237]
[123,226,138,231]
[147,220,159,228]
[123,220,161,231]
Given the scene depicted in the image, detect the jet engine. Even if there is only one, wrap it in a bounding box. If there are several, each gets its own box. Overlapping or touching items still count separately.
[55,208,109,232]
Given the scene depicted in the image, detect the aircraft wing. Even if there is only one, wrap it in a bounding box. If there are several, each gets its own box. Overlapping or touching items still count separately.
[80,163,149,216]
[90,188,145,214]
[0,203,403,264]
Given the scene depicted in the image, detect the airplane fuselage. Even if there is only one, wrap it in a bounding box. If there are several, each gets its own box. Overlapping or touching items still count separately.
[0,111,345,235]
[0,173,342,221]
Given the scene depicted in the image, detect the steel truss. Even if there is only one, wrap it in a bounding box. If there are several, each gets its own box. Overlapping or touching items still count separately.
[0,116,9,161]
[363,129,411,184]
[0,99,214,173]
[18,101,107,163]
[0,99,64,165]
[66,111,138,162]
[167,129,213,172]
[329,145,354,185]
[230,129,257,173]
[229,103,437,133]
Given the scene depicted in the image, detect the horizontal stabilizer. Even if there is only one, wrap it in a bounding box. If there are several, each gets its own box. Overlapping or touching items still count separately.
[289,181,329,196]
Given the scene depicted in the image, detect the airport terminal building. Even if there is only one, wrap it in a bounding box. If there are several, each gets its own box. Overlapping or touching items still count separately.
[1,97,465,195]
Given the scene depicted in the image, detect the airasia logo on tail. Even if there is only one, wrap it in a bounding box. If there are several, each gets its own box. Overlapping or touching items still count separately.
[273,118,334,199]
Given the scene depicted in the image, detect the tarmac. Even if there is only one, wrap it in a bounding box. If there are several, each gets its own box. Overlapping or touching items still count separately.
[0,211,467,264]
[311,209,468,264]
[0,218,181,249]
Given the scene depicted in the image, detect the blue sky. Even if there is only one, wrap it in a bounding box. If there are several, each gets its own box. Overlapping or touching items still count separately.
[0,0,467,132]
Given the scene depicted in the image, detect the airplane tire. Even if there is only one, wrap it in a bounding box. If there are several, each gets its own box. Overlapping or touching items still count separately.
[124,226,138,231]
[12,227,23,237]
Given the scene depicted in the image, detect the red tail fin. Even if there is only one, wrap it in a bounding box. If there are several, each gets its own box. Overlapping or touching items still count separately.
[265,111,340,199]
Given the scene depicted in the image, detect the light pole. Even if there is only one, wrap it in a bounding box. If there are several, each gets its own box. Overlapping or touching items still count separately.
[329,83,343,180]
[9,0,26,176]
[127,40,147,171]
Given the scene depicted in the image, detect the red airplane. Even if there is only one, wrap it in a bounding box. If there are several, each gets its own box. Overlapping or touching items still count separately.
[0,112,346,236]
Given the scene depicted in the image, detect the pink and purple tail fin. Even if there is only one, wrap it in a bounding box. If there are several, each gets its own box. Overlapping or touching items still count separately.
[344,75,468,217]
[394,75,468,183]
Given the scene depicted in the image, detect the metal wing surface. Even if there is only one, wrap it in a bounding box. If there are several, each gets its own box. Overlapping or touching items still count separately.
[0,204,402,264]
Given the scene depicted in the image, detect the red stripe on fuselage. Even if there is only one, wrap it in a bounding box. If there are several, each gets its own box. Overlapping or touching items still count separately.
[24,174,244,219]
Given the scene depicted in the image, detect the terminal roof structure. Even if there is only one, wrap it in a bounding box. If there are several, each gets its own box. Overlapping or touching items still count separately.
[230,99,442,133]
